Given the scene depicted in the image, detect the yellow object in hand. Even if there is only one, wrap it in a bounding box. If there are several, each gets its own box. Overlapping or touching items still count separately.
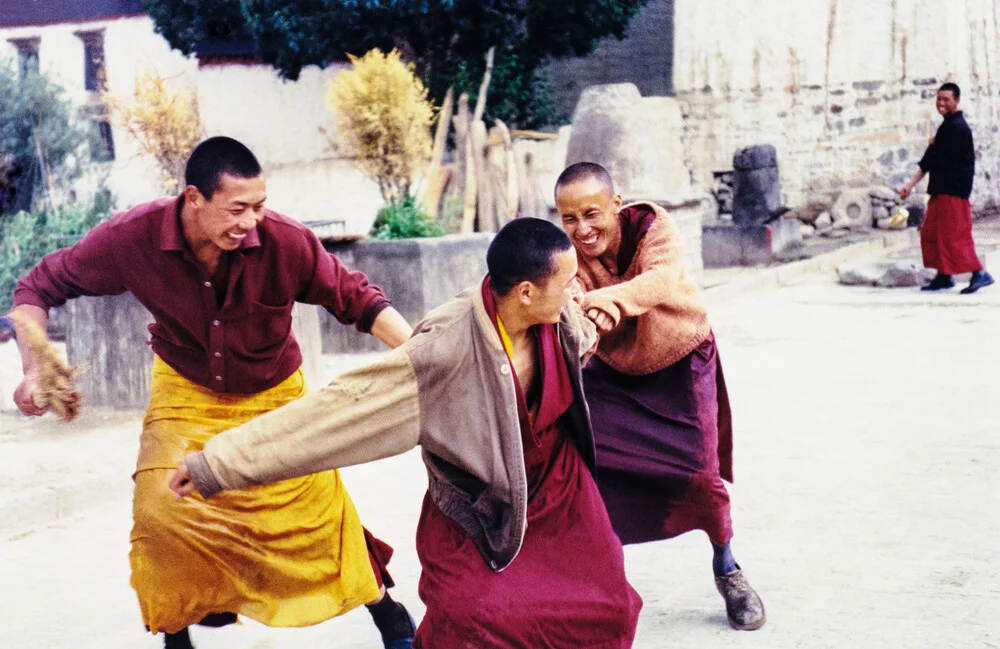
[888,206,909,228]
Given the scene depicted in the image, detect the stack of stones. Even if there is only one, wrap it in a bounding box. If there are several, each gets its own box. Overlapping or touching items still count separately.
[868,186,903,229]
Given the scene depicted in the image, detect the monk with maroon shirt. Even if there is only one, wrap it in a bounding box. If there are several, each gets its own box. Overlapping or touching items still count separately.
[900,81,993,294]
[555,162,766,631]
[8,137,417,649]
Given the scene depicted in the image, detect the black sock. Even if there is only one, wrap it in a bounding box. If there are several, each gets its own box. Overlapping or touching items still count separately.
[366,592,415,642]
[972,270,982,280]
[164,628,194,649]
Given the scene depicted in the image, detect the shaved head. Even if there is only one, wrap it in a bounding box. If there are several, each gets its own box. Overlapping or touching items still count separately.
[555,162,615,200]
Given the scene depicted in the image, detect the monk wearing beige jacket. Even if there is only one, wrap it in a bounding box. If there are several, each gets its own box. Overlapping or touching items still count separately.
[170,218,642,649]
[554,162,765,631]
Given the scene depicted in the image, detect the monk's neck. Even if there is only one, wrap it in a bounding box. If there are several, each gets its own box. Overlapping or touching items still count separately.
[180,205,223,272]
[493,293,533,348]
[596,226,623,274]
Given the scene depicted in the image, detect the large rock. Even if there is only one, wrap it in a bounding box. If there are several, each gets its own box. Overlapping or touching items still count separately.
[731,144,780,227]
[565,84,691,197]
[869,185,899,202]
[830,189,873,230]
[837,260,936,287]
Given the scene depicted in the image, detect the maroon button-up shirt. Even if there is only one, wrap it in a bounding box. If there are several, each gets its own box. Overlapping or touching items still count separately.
[14,197,391,394]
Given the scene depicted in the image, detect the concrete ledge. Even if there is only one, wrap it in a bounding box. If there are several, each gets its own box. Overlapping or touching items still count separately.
[705,228,920,302]
[321,234,494,353]
[703,219,803,268]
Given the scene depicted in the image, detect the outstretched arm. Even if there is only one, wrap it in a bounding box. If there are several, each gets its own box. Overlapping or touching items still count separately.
[170,347,422,499]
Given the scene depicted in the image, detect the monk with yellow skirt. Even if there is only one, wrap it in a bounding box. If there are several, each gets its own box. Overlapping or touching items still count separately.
[9,137,418,649]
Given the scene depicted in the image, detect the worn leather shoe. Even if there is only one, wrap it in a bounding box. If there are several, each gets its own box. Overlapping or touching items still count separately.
[921,274,955,291]
[715,566,766,630]
[960,271,994,294]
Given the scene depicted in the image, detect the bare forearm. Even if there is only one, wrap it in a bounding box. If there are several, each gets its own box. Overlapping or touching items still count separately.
[904,169,925,190]
[11,304,48,374]
[370,307,412,349]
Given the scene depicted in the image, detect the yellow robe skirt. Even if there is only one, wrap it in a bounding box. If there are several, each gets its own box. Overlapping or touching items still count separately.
[129,356,380,634]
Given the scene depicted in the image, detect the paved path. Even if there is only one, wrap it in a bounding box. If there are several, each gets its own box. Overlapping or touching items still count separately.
[2,258,999,648]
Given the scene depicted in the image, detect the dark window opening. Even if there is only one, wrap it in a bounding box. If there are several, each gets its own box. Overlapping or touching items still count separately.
[75,30,106,92]
[82,105,115,162]
[9,37,40,77]
[93,120,116,162]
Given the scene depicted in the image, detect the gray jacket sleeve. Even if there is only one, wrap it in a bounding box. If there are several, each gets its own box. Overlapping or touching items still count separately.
[187,347,422,497]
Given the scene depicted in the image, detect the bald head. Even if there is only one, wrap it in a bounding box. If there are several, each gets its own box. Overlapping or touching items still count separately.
[554,162,615,201]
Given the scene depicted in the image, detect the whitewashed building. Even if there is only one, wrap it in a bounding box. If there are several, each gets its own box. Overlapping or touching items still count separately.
[0,0,384,232]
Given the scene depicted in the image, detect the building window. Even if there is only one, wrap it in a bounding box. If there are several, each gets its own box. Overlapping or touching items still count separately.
[74,30,114,161]
[75,30,106,92]
[8,37,40,77]
[91,118,116,162]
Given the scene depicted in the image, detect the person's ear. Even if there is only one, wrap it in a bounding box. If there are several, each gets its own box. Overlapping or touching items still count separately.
[517,281,533,306]
[184,185,205,208]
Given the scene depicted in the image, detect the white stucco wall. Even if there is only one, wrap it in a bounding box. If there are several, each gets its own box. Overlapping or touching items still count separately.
[196,61,384,232]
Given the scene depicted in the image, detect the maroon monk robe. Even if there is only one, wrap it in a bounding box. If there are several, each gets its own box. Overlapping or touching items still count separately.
[412,280,641,649]
[920,195,983,275]
[585,205,734,546]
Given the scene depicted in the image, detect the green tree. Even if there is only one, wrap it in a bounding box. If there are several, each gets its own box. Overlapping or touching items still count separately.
[0,60,96,217]
[142,0,649,128]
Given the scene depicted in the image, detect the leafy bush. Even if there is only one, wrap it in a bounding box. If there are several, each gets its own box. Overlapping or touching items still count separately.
[370,195,443,240]
[325,49,435,207]
[0,194,112,313]
[0,59,97,216]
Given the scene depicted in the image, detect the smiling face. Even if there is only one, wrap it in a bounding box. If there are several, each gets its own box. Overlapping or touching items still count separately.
[936,89,960,116]
[555,175,623,262]
[522,248,579,325]
[184,173,267,252]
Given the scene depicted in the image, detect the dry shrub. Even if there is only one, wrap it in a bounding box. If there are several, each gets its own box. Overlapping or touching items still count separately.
[325,49,434,206]
[104,69,203,193]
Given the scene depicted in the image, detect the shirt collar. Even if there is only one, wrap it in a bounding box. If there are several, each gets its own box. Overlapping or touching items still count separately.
[160,195,263,252]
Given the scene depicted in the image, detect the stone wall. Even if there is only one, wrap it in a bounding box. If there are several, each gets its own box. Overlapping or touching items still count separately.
[674,0,1000,215]
[545,0,1000,216]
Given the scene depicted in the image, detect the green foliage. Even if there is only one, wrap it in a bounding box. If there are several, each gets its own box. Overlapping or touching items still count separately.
[370,195,443,240]
[143,0,649,128]
[0,60,97,217]
[0,194,112,313]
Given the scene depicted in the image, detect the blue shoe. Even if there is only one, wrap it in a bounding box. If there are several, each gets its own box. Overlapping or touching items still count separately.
[386,639,415,649]
[960,270,994,294]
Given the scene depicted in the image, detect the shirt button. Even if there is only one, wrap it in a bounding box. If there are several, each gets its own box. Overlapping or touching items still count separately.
[214,352,221,358]
[500,364,510,375]
[212,320,220,327]
[204,281,212,288]
[215,375,222,381]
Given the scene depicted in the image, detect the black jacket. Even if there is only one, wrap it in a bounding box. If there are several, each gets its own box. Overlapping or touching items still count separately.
[918,111,975,200]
